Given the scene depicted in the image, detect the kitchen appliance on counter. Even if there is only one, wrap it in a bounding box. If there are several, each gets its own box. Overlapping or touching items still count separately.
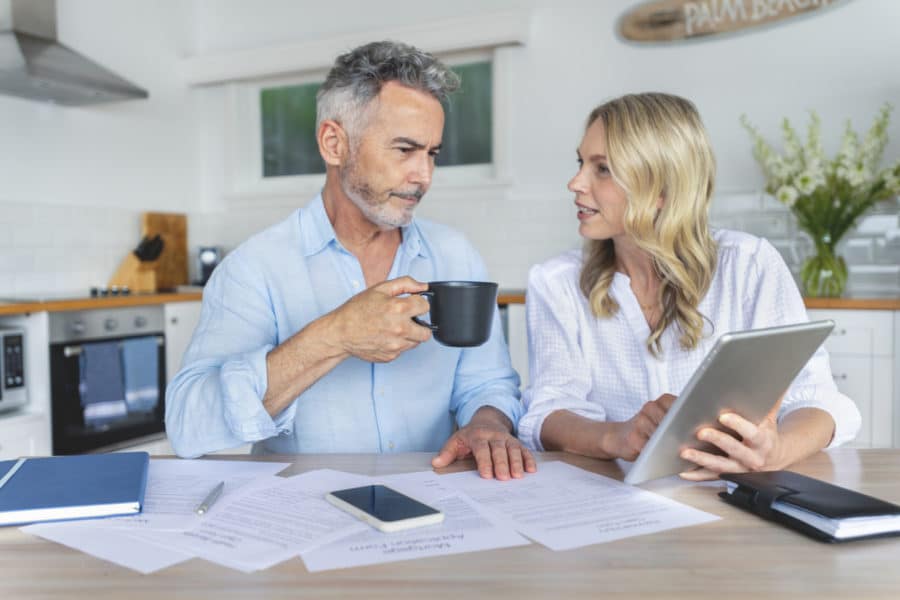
[0,328,27,414]
[49,306,166,454]
[195,246,223,286]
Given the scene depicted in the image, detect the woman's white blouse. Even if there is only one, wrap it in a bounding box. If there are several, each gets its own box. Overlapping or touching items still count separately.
[518,229,861,451]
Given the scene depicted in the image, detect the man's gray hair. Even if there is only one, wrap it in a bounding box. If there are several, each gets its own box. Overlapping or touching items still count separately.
[316,41,460,141]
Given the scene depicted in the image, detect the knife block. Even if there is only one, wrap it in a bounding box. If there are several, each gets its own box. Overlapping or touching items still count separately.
[108,253,158,293]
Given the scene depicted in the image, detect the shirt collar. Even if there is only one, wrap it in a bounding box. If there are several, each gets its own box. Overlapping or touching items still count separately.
[299,194,337,257]
[401,218,428,259]
[300,193,429,260]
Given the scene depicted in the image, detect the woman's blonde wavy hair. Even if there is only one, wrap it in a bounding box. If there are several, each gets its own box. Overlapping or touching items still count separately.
[578,92,718,356]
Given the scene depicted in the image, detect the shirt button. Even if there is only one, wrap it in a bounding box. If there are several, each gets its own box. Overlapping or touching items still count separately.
[388,442,395,450]
[351,280,360,289]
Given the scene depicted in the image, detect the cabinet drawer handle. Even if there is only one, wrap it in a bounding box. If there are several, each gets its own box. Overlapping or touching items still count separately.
[829,329,847,337]
[833,373,848,381]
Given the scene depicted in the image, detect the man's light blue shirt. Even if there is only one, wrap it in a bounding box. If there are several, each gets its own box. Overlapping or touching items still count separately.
[165,195,522,458]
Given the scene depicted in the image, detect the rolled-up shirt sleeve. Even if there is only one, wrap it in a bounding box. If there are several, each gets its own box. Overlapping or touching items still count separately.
[743,238,862,447]
[518,261,606,451]
[165,251,295,458]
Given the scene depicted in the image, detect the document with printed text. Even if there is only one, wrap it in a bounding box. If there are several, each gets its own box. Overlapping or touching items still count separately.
[21,458,291,573]
[301,470,530,572]
[131,469,372,572]
[441,460,720,550]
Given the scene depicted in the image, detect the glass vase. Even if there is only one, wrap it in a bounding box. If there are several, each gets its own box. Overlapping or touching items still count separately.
[800,244,848,298]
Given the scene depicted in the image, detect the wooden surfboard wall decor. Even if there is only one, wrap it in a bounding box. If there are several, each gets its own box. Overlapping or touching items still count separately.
[619,0,851,43]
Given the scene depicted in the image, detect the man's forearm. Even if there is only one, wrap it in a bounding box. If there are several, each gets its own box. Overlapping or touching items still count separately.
[262,312,348,417]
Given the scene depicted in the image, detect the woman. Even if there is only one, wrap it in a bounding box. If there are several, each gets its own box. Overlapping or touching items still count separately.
[517,93,860,480]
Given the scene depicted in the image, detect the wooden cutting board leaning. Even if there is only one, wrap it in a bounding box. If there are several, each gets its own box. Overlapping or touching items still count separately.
[140,212,188,291]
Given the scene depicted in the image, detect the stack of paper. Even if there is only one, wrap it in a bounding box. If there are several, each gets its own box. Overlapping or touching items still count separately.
[18,458,721,574]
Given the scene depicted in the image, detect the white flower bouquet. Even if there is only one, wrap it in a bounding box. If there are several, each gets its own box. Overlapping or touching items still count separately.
[742,104,900,297]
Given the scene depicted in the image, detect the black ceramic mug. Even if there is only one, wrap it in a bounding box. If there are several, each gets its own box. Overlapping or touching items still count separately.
[412,281,498,347]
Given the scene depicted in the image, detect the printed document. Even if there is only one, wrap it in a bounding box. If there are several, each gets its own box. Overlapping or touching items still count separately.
[21,458,290,573]
[21,521,191,574]
[101,458,291,530]
[301,470,530,572]
[441,460,719,550]
[131,469,372,572]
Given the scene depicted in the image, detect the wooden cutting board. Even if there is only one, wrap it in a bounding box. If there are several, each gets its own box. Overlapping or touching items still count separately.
[141,212,188,291]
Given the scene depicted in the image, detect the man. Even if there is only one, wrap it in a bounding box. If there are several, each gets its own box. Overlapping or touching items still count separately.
[166,41,535,480]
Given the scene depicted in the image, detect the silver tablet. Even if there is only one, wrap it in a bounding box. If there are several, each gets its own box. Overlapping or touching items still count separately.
[623,320,834,485]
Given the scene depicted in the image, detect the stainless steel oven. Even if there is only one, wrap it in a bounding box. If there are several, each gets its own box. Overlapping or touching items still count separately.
[49,306,166,454]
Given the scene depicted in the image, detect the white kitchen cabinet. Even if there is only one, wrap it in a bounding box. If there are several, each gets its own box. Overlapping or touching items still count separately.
[0,411,51,459]
[164,301,202,384]
[807,309,895,448]
[0,311,52,458]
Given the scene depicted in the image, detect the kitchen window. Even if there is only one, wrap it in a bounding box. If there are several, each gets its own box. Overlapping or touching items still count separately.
[224,50,510,202]
[258,60,494,178]
[183,10,529,204]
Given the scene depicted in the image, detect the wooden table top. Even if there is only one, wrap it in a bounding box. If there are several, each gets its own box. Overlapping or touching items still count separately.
[2,449,899,599]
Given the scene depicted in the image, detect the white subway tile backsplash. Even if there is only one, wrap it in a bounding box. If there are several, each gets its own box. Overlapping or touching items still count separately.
[710,191,761,215]
[844,239,875,264]
[711,192,900,295]
[0,203,34,226]
[856,214,899,235]
[0,249,36,273]
[0,200,144,296]
[2,189,896,298]
[760,193,784,211]
[738,213,791,238]
[874,238,900,265]
[847,265,900,297]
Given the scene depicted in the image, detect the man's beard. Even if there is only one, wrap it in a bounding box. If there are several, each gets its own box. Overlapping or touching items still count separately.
[339,157,422,230]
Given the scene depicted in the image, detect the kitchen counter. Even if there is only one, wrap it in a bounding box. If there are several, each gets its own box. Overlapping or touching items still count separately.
[1,290,897,315]
[0,292,203,315]
[498,290,900,310]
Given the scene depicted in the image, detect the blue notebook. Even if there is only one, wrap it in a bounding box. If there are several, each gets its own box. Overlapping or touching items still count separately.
[0,452,149,526]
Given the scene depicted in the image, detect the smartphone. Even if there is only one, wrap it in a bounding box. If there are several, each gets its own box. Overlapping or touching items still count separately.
[325,484,445,533]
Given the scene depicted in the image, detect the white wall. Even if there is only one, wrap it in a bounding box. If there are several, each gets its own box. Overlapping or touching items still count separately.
[2,0,899,295]
[0,0,198,295]
[189,0,900,288]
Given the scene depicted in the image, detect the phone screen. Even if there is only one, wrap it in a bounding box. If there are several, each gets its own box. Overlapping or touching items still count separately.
[329,485,440,523]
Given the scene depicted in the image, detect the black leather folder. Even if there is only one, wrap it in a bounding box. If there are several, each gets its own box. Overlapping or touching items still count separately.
[719,470,900,543]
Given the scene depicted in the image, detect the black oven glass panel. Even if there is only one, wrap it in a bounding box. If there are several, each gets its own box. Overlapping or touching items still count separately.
[49,306,167,455]
[50,334,166,455]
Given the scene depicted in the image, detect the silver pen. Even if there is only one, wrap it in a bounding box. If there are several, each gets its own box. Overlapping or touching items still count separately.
[195,481,225,515]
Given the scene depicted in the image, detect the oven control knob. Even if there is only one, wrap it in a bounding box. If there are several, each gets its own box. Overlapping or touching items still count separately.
[104,318,118,332]
[71,321,86,335]
[134,316,147,328]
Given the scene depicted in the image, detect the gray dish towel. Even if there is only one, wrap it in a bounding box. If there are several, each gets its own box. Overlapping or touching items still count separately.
[79,341,128,426]
[79,341,125,406]
[121,336,159,413]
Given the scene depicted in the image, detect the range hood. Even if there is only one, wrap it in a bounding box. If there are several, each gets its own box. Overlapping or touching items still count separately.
[0,0,147,105]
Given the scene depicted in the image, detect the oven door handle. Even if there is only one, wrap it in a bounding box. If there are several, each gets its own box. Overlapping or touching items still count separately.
[63,335,165,358]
